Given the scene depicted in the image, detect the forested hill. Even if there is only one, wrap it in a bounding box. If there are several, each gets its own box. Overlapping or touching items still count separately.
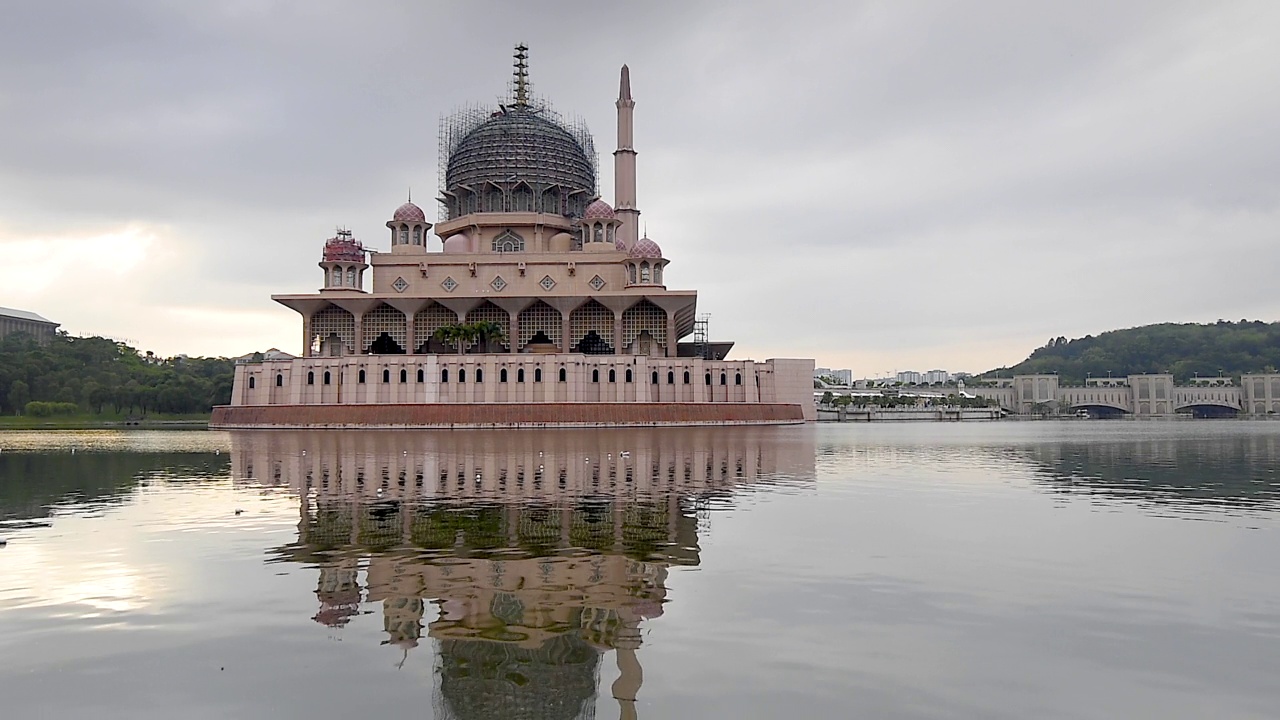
[984,321,1280,384]
[0,332,234,416]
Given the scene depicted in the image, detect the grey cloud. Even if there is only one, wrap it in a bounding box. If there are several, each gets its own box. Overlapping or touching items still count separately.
[3,1,1278,368]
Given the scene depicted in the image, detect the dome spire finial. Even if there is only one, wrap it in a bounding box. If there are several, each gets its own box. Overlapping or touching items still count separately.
[512,43,530,109]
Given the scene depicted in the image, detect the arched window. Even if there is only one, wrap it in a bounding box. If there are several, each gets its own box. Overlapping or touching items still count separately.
[704,372,711,385]
[412,227,421,245]
[667,371,674,384]
[400,369,407,383]
[593,224,603,243]
[517,368,525,383]
[441,368,449,383]
[652,371,659,384]
[559,367,567,382]
[399,225,408,245]
[535,367,542,383]
[276,373,283,387]
[382,369,390,383]
[475,369,483,383]
[347,268,357,286]
[358,369,366,384]
[500,368,508,383]
[417,369,424,383]
[720,373,727,385]
[248,376,255,389]
[607,225,615,243]
[331,268,341,286]
[459,369,466,383]
[609,369,616,383]
[640,262,650,283]
[625,369,633,383]
[323,371,331,385]
[307,371,315,385]
[628,264,637,284]
[683,371,690,384]
[735,373,742,385]
[591,369,599,383]
[654,265,663,285]
[492,229,525,253]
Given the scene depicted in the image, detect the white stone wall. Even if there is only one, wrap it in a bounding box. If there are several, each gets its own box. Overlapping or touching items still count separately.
[232,353,810,411]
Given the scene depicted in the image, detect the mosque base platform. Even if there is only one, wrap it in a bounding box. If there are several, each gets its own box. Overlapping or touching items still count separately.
[209,402,807,429]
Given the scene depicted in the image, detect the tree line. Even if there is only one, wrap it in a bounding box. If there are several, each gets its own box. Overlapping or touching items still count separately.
[984,320,1280,384]
[0,332,234,416]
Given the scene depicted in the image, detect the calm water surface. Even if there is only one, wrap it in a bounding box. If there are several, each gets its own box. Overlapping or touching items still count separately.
[1,423,1278,719]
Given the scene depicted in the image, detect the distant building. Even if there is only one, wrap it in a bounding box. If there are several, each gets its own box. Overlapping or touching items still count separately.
[896,371,923,384]
[814,367,853,385]
[234,348,298,364]
[963,373,1280,418]
[0,307,59,345]
[923,369,950,384]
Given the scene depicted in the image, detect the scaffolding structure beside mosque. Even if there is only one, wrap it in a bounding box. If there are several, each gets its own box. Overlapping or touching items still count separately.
[212,47,814,428]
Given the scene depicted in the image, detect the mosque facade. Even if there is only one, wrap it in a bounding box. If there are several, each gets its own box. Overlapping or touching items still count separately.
[212,48,813,428]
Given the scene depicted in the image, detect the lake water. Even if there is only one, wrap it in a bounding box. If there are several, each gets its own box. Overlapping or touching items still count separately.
[1,422,1278,719]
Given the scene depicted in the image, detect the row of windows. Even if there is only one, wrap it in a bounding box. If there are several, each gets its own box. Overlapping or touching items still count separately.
[293,367,553,385]
[257,368,749,388]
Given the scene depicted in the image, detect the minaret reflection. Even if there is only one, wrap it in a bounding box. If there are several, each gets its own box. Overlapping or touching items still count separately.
[240,427,814,720]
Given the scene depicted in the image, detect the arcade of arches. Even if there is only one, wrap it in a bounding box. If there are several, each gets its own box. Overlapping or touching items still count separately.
[307,300,672,356]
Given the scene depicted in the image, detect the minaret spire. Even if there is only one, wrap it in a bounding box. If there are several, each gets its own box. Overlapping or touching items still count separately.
[614,64,640,250]
[512,43,530,109]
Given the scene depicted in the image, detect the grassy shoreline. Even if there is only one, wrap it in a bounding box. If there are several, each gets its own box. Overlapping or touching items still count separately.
[0,414,210,430]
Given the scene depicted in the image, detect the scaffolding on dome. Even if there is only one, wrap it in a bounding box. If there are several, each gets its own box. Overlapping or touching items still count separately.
[436,45,598,221]
[322,228,366,263]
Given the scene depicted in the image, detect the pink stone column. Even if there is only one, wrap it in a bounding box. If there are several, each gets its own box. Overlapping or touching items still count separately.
[665,311,678,358]
[508,309,520,353]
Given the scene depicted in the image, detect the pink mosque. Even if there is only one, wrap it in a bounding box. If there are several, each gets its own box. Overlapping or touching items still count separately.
[212,47,814,429]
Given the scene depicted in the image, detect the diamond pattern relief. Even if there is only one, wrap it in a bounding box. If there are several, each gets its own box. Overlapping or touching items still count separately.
[490,275,507,292]
[588,274,606,291]
[539,275,556,291]
[441,276,458,292]
[392,277,409,293]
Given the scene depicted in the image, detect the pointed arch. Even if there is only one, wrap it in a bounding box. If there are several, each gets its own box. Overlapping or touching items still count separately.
[483,182,504,213]
[465,301,511,352]
[311,305,356,356]
[361,303,408,354]
[414,304,457,353]
[540,186,561,214]
[511,182,535,213]
[518,300,562,352]
[621,300,667,355]
[492,229,525,253]
[570,299,615,355]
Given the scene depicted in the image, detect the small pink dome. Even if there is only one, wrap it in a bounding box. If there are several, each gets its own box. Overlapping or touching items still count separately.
[630,236,663,259]
[583,198,615,219]
[393,202,426,223]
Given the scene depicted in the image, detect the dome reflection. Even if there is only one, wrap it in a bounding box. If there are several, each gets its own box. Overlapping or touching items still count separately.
[238,427,814,720]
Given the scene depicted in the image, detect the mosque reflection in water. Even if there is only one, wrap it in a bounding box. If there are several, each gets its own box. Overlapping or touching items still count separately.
[231,428,814,720]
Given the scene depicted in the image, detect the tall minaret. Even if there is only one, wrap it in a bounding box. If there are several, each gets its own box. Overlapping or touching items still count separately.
[614,65,640,251]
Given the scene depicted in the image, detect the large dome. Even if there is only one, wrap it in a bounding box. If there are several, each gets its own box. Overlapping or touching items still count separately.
[444,108,596,214]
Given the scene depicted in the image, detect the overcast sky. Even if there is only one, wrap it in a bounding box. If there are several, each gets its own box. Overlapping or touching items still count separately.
[2,1,1277,376]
